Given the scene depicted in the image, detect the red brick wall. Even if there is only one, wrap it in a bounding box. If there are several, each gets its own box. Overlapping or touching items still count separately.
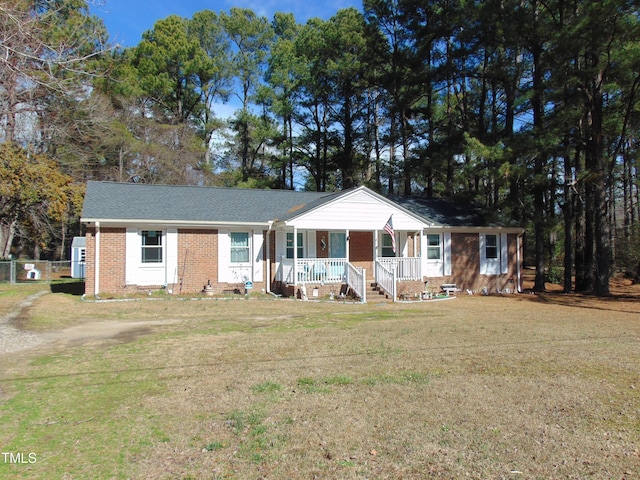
[175,229,267,295]
[508,233,522,292]
[450,233,480,289]
[176,229,218,294]
[84,227,95,295]
[84,226,126,296]
[100,227,126,293]
[349,231,373,277]
[424,232,522,293]
[406,233,418,257]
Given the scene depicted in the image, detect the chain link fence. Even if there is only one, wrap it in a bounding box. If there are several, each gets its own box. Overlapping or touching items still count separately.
[0,260,85,284]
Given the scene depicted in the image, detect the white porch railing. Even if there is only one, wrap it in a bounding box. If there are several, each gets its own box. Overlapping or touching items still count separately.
[346,264,366,303]
[376,257,421,281]
[280,258,347,285]
[375,261,397,301]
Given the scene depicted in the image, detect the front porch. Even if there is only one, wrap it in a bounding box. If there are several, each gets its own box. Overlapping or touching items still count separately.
[277,256,424,302]
[270,201,436,302]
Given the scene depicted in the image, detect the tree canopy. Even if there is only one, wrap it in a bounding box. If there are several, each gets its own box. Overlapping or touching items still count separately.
[1,0,639,294]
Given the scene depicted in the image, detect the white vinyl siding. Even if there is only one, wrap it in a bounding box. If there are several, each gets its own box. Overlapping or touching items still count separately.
[219,230,253,283]
[253,230,264,281]
[480,233,507,275]
[443,232,452,276]
[423,232,450,277]
[289,189,425,231]
[501,233,508,274]
[125,228,177,286]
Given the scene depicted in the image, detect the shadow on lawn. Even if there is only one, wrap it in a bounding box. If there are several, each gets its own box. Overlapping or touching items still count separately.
[523,290,640,314]
[50,281,85,296]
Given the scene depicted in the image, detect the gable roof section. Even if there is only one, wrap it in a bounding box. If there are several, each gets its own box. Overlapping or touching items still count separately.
[81,181,331,225]
[279,186,432,230]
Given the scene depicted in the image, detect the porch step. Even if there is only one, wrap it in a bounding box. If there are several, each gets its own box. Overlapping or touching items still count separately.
[369,282,394,301]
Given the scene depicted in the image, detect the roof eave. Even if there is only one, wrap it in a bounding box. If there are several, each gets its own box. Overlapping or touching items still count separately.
[81,218,271,228]
[436,225,525,234]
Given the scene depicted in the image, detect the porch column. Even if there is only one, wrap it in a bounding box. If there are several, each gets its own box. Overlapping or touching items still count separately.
[420,229,427,279]
[94,221,100,296]
[373,229,378,260]
[345,229,350,262]
[266,227,271,294]
[293,226,298,285]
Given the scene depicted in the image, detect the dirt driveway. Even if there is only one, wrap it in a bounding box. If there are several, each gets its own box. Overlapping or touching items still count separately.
[0,290,179,355]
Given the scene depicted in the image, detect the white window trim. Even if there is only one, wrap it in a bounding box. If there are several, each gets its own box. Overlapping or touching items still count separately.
[141,230,164,265]
[230,231,251,266]
[426,233,442,261]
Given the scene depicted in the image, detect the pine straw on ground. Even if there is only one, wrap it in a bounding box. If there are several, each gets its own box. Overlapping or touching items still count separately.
[0,279,639,479]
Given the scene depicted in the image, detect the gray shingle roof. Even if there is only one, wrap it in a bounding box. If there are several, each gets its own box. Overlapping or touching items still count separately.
[81,181,333,224]
[81,181,518,229]
[389,195,507,227]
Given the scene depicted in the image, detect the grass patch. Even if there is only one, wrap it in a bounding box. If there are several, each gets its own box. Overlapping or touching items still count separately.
[251,381,283,395]
[0,351,168,479]
[323,375,353,386]
[203,441,225,451]
[296,376,331,394]
[362,370,432,386]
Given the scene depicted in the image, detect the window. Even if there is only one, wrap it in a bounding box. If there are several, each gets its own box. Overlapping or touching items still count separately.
[230,232,250,263]
[330,232,347,258]
[485,234,498,259]
[427,234,441,260]
[286,232,304,259]
[141,230,163,263]
[381,233,395,257]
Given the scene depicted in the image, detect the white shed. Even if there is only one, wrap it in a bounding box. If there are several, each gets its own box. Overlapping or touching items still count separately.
[71,236,86,279]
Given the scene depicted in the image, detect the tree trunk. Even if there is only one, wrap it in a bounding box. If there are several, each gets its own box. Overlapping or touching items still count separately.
[586,64,610,295]
[563,145,576,292]
[0,220,17,259]
[531,41,546,292]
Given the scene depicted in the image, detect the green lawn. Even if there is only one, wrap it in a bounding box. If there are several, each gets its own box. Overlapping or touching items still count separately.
[1,286,639,479]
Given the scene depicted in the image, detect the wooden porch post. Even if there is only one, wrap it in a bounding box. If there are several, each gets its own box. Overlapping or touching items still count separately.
[292,226,298,287]
[373,229,378,261]
[345,229,350,262]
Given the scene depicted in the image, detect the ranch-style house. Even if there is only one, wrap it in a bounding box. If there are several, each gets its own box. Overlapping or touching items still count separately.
[80,181,524,301]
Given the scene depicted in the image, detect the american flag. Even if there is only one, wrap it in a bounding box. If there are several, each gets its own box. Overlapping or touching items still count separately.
[384,215,396,253]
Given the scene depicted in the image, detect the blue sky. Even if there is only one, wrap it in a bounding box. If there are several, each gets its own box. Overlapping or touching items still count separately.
[93,0,363,47]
